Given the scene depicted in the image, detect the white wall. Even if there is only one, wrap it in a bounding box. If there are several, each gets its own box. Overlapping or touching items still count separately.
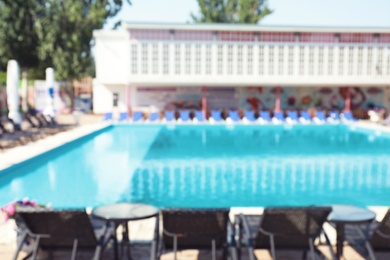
[93,80,127,114]
[94,30,129,85]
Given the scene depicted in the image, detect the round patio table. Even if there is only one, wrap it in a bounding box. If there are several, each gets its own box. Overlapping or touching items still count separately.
[327,205,376,259]
[91,202,159,260]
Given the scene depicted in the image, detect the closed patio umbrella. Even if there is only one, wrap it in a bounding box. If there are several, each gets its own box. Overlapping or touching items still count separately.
[6,60,22,127]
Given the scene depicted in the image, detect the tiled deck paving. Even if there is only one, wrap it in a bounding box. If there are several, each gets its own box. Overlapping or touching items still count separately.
[1,117,390,259]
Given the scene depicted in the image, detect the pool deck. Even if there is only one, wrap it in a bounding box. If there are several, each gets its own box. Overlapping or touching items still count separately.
[1,118,390,259]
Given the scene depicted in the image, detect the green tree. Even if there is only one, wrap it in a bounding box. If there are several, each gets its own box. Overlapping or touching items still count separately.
[192,0,272,24]
[0,0,130,80]
[0,1,45,71]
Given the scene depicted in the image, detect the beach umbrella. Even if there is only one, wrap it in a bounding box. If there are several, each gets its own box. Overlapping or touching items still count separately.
[43,68,55,118]
[6,60,22,126]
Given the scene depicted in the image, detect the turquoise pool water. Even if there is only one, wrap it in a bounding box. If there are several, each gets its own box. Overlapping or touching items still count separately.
[1,124,390,208]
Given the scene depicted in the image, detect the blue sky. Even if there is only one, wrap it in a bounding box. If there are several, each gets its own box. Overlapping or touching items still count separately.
[106,0,390,28]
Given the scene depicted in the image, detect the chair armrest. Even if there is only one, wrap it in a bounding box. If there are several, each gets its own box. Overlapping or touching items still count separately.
[237,214,254,247]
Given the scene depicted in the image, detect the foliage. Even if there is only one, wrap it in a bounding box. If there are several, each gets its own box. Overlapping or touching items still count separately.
[191,0,272,24]
[0,0,131,81]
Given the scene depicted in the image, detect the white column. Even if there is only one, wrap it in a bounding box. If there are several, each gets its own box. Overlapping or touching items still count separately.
[44,67,55,118]
[6,60,22,125]
[353,46,359,76]
[362,46,368,76]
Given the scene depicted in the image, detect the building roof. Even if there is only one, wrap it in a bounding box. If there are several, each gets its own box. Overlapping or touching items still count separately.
[121,21,390,34]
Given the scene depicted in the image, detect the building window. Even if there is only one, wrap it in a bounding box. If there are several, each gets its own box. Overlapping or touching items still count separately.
[348,47,354,75]
[376,47,383,75]
[318,47,324,75]
[247,46,253,75]
[185,44,191,74]
[227,45,233,75]
[131,44,138,74]
[142,44,148,74]
[338,47,344,75]
[387,47,390,76]
[288,46,294,75]
[268,46,274,75]
[163,44,169,75]
[217,45,224,75]
[175,44,181,75]
[367,47,372,75]
[328,47,333,75]
[195,44,202,75]
[309,47,315,75]
[299,46,305,75]
[206,45,212,75]
[357,47,363,75]
[258,46,264,75]
[152,44,158,74]
[278,46,284,75]
[237,46,243,75]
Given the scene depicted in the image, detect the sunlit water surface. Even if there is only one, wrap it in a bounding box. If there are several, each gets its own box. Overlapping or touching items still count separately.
[1,124,390,208]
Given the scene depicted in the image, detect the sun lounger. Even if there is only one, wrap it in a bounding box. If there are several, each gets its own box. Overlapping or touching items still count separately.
[341,111,358,122]
[258,111,272,124]
[132,111,143,122]
[226,111,240,123]
[313,110,326,124]
[272,111,285,124]
[286,111,299,124]
[236,206,335,260]
[299,110,313,123]
[149,112,159,122]
[178,110,190,122]
[103,112,113,121]
[243,110,256,123]
[157,209,237,260]
[14,210,112,260]
[328,110,340,123]
[164,111,175,122]
[210,110,222,123]
[193,110,205,123]
[119,112,128,122]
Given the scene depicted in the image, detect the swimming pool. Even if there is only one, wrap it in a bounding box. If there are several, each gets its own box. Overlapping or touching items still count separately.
[1,124,390,208]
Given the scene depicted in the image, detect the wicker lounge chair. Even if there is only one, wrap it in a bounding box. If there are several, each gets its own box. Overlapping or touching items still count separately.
[158,209,237,260]
[236,207,335,260]
[14,210,112,260]
[346,209,390,260]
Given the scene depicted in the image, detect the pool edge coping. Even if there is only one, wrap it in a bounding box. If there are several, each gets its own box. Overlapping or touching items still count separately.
[0,123,111,174]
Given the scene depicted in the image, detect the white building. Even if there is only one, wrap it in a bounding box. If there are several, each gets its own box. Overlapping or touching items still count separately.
[93,22,390,115]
